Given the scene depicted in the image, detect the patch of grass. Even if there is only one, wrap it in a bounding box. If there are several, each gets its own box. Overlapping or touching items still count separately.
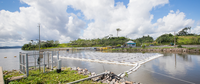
[4,68,101,84]
[186,47,200,50]
[3,70,24,83]
[177,36,200,45]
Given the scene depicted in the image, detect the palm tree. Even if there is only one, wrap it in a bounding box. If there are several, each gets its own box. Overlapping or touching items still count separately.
[116,28,121,37]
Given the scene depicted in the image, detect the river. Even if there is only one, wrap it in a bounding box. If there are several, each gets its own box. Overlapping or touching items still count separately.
[0,48,200,84]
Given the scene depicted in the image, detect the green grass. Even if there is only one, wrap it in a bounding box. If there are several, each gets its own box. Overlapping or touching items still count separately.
[3,70,24,83]
[177,36,200,45]
[4,68,102,84]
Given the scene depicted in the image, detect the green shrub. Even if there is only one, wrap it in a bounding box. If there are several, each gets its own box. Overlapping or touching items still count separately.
[142,45,146,49]
[177,44,182,48]
[117,44,121,47]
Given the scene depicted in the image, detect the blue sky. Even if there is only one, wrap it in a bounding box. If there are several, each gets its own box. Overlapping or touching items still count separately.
[151,0,200,24]
[0,0,200,46]
[1,0,200,23]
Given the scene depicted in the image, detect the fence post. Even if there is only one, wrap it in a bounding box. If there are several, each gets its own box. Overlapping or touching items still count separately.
[19,52,21,71]
[34,51,36,70]
[26,53,29,76]
[43,52,45,73]
[56,51,61,73]
[22,55,25,73]
[57,59,61,73]
[51,51,53,70]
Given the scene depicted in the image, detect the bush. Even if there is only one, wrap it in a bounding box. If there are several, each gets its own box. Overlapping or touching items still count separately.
[136,43,141,47]
[142,45,146,49]
[117,44,121,47]
[177,44,182,48]
[122,47,124,51]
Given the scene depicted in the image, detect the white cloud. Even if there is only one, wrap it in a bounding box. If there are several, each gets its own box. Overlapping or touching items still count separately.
[70,0,170,39]
[0,0,85,46]
[154,10,194,33]
[70,0,195,39]
[191,26,200,34]
[0,0,198,46]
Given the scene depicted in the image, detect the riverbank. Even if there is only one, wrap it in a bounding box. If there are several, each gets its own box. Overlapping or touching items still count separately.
[3,67,139,84]
[106,47,200,53]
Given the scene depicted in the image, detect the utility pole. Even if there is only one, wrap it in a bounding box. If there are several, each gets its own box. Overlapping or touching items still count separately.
[39,24,40,53]
[38,24,41,71]
[174,31,176,48]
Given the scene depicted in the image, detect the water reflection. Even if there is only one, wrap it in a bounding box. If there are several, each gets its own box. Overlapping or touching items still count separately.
[126,53,200,84]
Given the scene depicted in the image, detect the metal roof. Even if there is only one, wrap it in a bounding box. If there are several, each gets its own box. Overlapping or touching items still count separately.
[126,41,135,43]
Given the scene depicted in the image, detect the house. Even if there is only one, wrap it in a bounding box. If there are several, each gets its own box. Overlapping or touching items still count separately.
[126,41,136,47]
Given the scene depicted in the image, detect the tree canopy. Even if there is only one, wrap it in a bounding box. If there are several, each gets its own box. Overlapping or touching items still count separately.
[116,28,121,37]
[69,36,128,47]
[135,35,154,43]
[156,33,175,43]
[22,40,59,50]
[177,27,196,36]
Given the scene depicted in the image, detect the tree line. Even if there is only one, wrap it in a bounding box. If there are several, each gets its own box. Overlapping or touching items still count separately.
[22,27,200,50]
[22,40,59,50]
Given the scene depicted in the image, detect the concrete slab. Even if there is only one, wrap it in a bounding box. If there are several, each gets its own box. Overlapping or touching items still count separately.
[0,66,4,84]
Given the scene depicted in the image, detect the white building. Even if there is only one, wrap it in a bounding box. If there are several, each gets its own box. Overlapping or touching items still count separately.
[126,41,136,47]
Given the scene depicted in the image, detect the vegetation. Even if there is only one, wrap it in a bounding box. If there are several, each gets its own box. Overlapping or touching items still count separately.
[116,28,121,37]
[125,72,128,77]
[156,33,176,44]
[68,37,129,47]
[21,27,200,50]
[134,35,154,46]
[22,40,59,50]
[4,68,101,84]
[142,45,146,49]
[177,27,196,36]
[177,44,182,48]
[177,36,200,45]
[3,70,23,84]
[135,35,154,43]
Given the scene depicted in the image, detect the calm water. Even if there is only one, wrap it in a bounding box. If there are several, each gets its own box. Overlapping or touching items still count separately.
[0,48,200,84]
[0,48,23,70]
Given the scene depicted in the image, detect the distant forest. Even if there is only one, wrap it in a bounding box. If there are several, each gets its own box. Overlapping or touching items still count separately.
[0,46,22,49]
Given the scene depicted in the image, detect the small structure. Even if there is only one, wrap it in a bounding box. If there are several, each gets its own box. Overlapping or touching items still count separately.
[126,41,136,47]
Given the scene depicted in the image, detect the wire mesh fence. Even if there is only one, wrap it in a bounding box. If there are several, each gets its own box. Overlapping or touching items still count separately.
[19,51,56,76]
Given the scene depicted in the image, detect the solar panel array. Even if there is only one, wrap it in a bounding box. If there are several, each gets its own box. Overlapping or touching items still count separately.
[58,51,161,64]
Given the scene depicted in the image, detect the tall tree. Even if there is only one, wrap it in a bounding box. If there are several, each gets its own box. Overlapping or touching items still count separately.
[156,33,174,43]
[116,28,121,37]
[177,27,191,36]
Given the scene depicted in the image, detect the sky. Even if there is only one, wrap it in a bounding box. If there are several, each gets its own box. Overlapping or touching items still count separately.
[0,0,200,46]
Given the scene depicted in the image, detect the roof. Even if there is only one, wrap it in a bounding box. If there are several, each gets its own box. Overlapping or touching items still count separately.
[126,41,136,44]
